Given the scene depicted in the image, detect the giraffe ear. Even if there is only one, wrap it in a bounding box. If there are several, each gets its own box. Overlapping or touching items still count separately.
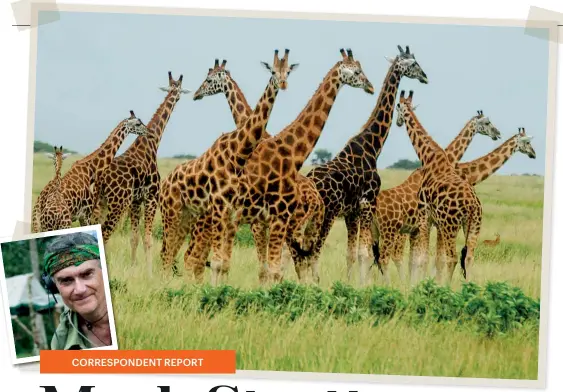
[159,86,171,92]
[289,63,299,72]
[260,61,272,72]
[44,152,54,159]
[62,153,71,160]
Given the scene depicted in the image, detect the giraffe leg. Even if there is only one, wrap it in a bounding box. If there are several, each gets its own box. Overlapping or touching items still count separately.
[251,220,270,284]
[358,201,377,287]
[160,206,190,275]
[218,210,240,283]
[459,207,482,283]
[307,213,336,285]
[183,214,211,271]
[344,212,360,283]
[442,230,460,286]
[435,228,447,285]
[408,209,430,286]
[183,213,212,283]
[392,233,408,283]
[376,230,395,286]
[204,203,236,286]
[280,211,301,281]
[31,203,40,233]
[143,193,159,278]
[266,214,292,284]
[129,200,142,265]
[101,194,131,244]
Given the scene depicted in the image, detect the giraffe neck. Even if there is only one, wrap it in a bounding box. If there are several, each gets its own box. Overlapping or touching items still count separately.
[403,108,445,167]
[53,158,63,191]
[224,77,253,129]
[75,120,127,163]
[456,135,519,185]
[127,89,181,158]
[339,62,402,160]
[231,77,279,164]
[277,65,342,170]
[444,117,479,164]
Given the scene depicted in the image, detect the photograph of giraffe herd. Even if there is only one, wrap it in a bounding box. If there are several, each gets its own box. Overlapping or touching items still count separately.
[31,45,538,289]
[26,8,554,379]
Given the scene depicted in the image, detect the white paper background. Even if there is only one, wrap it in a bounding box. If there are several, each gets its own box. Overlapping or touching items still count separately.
[1,0,561,391]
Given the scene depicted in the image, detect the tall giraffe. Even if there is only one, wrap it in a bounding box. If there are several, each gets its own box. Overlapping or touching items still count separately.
[186,48,375,285]
[289,45,428,286]
[188,58,325,282]
[94,72,189,274]
[395,90,483,285]
[37,146,72,232]
[455,127,536,183]
[373,110,501,284]
[159,49,298,280]
[31,111,149,233]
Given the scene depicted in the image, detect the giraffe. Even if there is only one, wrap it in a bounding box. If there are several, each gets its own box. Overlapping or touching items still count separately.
[187,59,325,277]
[94,72,190,274]
[375,126,536,283]
[372,109,501,284]
[394,90,483,285]
[288,45,428,286]
[185,48,375,285]
[31,110,149,233]
[158,49,298,281]
[455,127,536,183]
[37,146,72,232]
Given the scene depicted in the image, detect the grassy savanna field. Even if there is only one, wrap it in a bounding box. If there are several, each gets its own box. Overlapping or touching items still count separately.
[32,153,545,379]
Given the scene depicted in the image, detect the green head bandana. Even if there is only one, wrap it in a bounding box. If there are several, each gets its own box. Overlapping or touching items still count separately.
[44,235,100,276]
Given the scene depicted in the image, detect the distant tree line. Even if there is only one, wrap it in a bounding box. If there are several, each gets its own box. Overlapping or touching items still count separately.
[387,158,422,170]
[34,140,76,154]
[171,153,197,160]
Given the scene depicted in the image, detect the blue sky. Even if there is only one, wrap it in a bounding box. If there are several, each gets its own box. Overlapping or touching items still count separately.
[34,11,550,175]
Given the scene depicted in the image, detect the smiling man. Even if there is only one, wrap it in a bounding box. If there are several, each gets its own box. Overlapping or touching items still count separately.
[43,232,112,350]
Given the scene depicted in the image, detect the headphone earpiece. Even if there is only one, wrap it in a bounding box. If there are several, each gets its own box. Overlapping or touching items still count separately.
[41,271,59,296]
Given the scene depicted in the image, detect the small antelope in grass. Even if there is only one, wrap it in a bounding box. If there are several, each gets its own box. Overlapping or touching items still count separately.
[482,233,500,247]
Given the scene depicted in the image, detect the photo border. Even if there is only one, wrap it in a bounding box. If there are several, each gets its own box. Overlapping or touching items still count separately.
[0,224,119,365]
[20,2,559,389]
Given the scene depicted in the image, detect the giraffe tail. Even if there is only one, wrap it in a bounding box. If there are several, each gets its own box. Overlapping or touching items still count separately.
[371,242,383,274]
[460,206,480,280]
[289,238,315,258]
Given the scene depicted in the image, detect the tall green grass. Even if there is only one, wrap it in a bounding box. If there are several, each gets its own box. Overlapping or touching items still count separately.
[31,154,546,379]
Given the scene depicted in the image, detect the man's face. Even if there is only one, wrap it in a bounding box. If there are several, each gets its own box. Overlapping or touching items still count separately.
[53,259,106,317]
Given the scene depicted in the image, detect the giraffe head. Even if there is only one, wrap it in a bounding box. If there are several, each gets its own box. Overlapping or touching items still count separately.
[123,110,149,136]
[44,146,70,169]
[472,110,501,140]
[387,45,428,84]
[395,90,415,127]
[516,127,536,159]
[260,48,299,90]
[159,71,192,98]
[337,48,374,94]
[193,59,232,100]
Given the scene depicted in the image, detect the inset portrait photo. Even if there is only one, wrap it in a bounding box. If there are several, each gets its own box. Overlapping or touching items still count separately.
[0,224,118,364]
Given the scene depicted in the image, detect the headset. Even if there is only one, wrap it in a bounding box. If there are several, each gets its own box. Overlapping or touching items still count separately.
[41,269,59,296]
